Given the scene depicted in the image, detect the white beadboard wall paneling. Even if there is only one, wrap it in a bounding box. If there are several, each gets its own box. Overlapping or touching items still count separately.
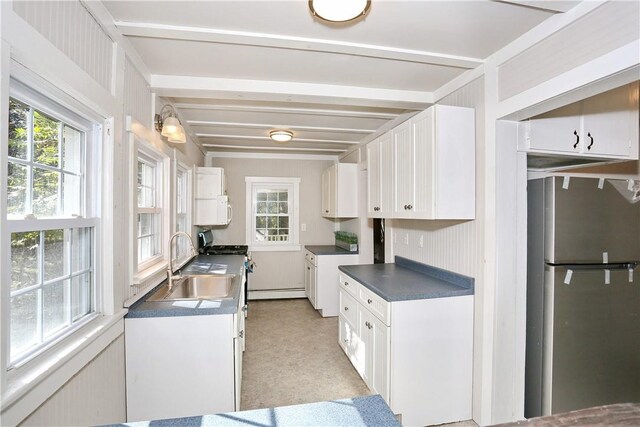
[124,56,152,127]
[19,335,126,427]
[498,1,639,101]
[12,0,114,91]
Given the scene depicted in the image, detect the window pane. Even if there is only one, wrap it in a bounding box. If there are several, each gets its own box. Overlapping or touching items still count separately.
[267,202,278,214]
[256,202,267,214]
[11,290,40,359]
[267,216,278,228]
[7,162,28,216]
[72,273,91,320]
[33,110,60,167]
[278,192,288,202]
[255,228,267,241]
[33,167,60,217]
[278,216,289,229]
[255,216,266,228]
[11,231,40,291]
[138,213,155,237]
[44,229,67,282]
[278,202,288,214]
[137,161,155,208]
[267,191,278,201]
[43,280,68,338]
[62,125,82,174]
[62,172,81,216]
[72,228,91,273]
[9,99,29,160]
[257,192,267,201]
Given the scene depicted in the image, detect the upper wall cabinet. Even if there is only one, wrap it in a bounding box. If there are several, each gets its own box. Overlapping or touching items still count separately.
[368,105,476,220]
[367,132,394,218]
[519,82,639,159]
[321,163,358,218]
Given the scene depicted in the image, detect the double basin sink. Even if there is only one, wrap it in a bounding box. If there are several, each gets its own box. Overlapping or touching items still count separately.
[148,274,236,302]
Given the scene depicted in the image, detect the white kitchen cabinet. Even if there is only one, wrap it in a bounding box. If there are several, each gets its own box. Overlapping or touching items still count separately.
[125,312,243,421]
[521,82,639,159]
[393,105,475,219]
[304,249,359,317]
[338,272,473,426]
[368,105,475,220]
[196,167,226,198]
[367,132,393,217]
[321,163,358,218]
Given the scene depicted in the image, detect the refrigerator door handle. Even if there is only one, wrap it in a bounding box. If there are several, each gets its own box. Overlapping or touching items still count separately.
[549,262,639,271]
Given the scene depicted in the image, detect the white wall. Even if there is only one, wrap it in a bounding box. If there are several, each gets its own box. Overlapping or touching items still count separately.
[210,155,337,293]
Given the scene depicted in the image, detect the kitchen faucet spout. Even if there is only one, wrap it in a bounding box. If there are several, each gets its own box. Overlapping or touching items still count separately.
[168,231,197,290]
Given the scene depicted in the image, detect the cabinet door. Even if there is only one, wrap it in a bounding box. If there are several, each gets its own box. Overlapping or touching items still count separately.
[234,335,242,410]
[304,260,311,300]
[358,307,373,385]
[393,120,413,217]
[328,165,337,216]
[370,314,390,403]
[367,139,381,217]
[321,168,330,216]
[581,83,638,157]
[528,103,583,154]
[309,263,317,309]
[412,108,435,217]
[379,132,394,216]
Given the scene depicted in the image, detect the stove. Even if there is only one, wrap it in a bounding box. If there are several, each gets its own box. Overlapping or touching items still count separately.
[202,245,249,256]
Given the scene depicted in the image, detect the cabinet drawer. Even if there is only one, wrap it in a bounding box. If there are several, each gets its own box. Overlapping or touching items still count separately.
[304,250,317,266]
[359,285,390,326]
[339,273,359,298]
[339,289,358,326]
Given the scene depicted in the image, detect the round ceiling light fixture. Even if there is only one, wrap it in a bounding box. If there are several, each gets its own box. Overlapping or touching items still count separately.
[309,0,371,22]
[270,130,294,143]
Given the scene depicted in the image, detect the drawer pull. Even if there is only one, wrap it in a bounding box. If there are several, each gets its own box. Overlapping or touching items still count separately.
[344,338,349,343]
[344,281,349,286]
[239,330,244,338]
[344,306,349,311]
[367,298,373,304]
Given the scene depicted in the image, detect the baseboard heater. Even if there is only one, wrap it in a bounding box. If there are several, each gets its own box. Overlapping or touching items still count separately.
[248,288,306,300]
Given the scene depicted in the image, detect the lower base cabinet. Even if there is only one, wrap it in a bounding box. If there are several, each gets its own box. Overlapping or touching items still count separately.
[304,250,359,316]
[125,308,243,422]
[338,273,473,426]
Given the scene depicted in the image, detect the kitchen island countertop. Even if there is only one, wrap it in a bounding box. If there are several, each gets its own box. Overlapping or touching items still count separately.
[104,394,399,427]
[125,255,245,318]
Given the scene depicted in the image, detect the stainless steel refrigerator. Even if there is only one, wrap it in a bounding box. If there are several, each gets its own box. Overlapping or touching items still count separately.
[525,177,640,418]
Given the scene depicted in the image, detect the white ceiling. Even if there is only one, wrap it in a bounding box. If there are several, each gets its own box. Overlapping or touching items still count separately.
[104,0,576,155]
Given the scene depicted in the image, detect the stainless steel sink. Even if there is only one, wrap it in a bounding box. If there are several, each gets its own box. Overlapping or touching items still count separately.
[148,274,236,301]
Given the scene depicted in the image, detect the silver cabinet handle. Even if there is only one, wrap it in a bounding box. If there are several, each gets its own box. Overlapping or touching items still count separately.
[307,267,310,270]
[344,338,349,343]
[239,330,244,338]
[242,305,247,312]
[344,306,349,311]
[408,204,413,210]
[367,298,372,304]
[344,281,349,286]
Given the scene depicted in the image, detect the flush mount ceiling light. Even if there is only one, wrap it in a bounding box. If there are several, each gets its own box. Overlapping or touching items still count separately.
[270,130,294,143]
[154,105,186,143]
[309,0,371,22]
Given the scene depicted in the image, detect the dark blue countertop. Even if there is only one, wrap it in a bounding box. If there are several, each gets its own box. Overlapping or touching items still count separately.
[339,256,474,302]
[126,255,245,318]
[305,245,359,255]
[104,395,399,427]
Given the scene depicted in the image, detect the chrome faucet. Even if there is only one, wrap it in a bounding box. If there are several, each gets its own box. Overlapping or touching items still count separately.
[167,231,198,290]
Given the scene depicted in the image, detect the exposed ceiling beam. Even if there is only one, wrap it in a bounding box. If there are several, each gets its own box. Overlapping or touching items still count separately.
[187,120,375,134]
[116,21,484,70]
[202,144,347,153]
[494,0,579,13]
[175,103,402,119]
[152,75,433,109]
[196,134,360,145]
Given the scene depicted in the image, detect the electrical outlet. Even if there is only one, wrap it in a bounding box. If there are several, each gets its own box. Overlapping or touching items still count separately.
[419,235,424,248]
[301,223,306,231]
[403,233,409,245]
[394,231,397,244]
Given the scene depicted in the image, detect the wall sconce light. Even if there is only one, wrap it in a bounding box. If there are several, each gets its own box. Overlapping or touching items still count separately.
[270,130,294,143]
[154,105,186,143]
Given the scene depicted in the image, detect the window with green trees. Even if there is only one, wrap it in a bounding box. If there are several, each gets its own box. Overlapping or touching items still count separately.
[6,90,96,366]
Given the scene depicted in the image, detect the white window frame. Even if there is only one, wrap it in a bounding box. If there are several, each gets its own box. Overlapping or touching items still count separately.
[245,176,300,252]
[130,132,170,286]
[2,79,102,371]
[173,158,193,269]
